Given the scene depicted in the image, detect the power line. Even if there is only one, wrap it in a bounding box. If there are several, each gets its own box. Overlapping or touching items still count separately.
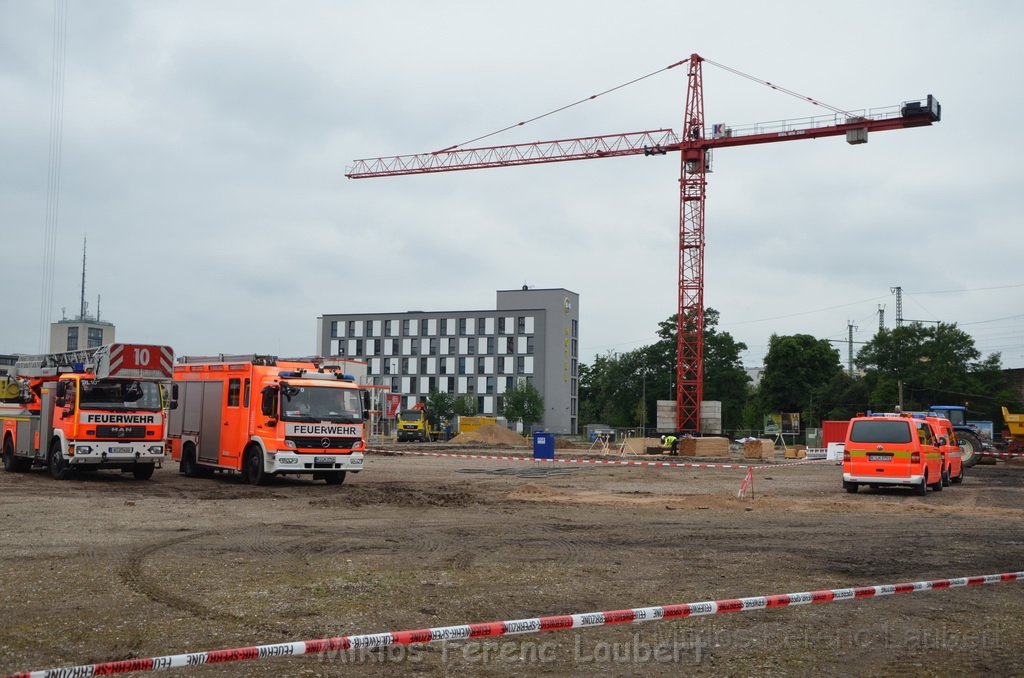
[39,0,69,352]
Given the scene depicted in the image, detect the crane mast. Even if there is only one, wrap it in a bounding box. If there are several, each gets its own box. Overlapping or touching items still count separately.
[676,55,706,431]
[348,53,940,433]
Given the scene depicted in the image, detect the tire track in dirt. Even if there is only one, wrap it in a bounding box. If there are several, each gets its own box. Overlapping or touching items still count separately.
[117,530,284,637]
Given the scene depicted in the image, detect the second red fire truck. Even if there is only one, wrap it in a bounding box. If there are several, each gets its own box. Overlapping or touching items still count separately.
[168,354,368,485]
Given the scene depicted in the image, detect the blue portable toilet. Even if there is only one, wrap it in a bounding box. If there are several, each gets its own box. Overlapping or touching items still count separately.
[532,431,555,459]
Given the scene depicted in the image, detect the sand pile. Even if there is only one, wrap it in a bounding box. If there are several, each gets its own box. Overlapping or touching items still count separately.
[450,423,530,447]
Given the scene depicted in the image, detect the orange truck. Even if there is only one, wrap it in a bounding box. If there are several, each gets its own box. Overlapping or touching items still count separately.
[842,414,945,496]
[0,343,175,480]
[168,354,368,485]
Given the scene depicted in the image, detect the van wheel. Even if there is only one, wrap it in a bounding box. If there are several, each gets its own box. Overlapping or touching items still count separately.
[941,467,950,487]
[48,440,72,480]
[843,481,858,494]
[917,477,928,496]
[931,474,943,492]
[952,466,964,484]
[244,447,267,485]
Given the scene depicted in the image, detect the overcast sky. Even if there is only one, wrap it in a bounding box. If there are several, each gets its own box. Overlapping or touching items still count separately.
[2,1,1022,371]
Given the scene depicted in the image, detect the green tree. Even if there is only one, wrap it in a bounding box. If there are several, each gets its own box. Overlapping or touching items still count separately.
[452,394,477,417]
[760,334,843,414]
[578,309,749,431]
[502,379,545,428]
[423,391,454,430]
[856,322,1020,421]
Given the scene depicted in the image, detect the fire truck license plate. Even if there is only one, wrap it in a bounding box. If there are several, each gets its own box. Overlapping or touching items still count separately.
[868,454,892,462]
[314,456,334,464]
[111,447,134,454]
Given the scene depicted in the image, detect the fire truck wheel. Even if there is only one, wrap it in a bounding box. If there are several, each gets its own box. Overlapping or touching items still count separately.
[48,441,72,480]
[5,439,30,473]
[323,471,346,486]
[244,447,267,485]
[181,446,198,477]
[132,464,155,481]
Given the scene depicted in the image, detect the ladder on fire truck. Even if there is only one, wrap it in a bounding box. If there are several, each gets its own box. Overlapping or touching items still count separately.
[11,343,174,380]
[13,345,108,374]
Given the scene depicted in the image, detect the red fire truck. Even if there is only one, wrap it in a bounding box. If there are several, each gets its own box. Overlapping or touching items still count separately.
[1,343,175,480]
[168,354,368,485]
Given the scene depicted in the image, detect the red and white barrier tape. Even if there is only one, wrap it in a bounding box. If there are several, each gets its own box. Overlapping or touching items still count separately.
[369,448,830,472]
[8,571,1021,677]
[978,451,1024,459]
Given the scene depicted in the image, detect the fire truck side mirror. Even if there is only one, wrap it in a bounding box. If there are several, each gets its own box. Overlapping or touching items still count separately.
[169,383,179,410]
[261,386,279,419]
[54,381,69,407]
[361,390,371,421]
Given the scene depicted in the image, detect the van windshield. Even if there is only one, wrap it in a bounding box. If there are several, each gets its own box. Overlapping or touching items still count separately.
[849,420,913,444]
[280,384,363,423]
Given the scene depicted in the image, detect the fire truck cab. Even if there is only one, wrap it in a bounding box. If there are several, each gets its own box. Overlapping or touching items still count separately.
[168,355,368,485]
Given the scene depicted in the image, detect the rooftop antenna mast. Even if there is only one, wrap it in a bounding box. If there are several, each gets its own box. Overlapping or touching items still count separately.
[79,235,87,320]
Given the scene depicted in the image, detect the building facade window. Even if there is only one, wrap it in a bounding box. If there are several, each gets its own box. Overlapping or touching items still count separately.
[87,327,103,348]
[66,327,78,351]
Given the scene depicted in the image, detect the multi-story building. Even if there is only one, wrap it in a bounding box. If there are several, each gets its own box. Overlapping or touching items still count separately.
[49,316,115,353]
[316,287,579,434]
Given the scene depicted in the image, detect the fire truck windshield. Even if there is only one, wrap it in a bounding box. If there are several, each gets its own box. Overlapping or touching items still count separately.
[79,379,163,412]
[280,384,363,423]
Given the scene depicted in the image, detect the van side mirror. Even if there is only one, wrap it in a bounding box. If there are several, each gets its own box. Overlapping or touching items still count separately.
[938,436,947,446]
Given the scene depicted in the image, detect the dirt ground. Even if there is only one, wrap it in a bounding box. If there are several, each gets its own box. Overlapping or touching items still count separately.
[2,444,1023,677]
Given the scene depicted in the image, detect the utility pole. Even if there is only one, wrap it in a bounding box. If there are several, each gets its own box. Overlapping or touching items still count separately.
[847,321,857,376]
[890,286,904,327]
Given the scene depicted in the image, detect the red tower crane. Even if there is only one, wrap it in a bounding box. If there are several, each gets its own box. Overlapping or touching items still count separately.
[347,54,941,432]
